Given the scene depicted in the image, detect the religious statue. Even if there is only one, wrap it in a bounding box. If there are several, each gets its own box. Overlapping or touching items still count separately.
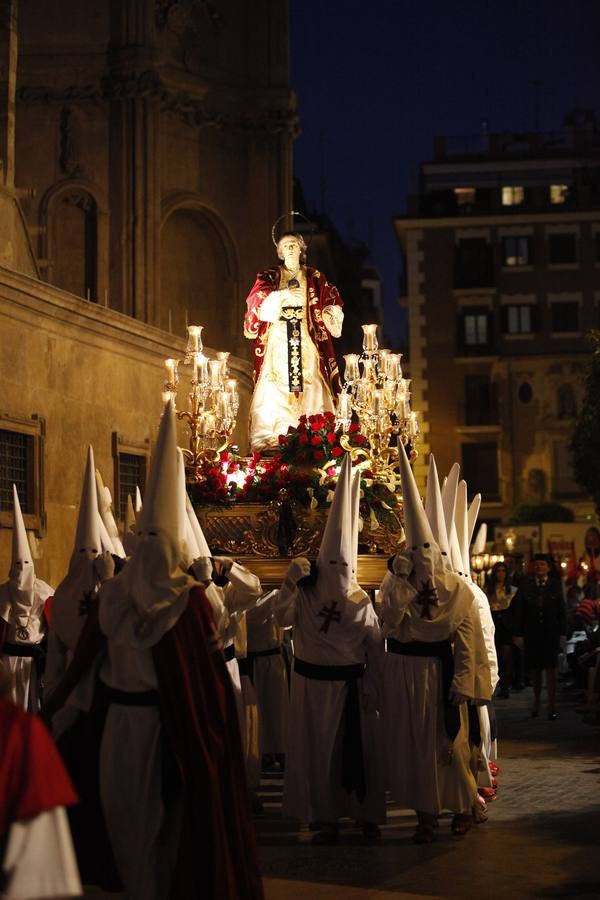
[244,229,344,452]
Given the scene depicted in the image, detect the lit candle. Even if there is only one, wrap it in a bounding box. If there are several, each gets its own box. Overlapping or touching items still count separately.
[217,351,230,377]
[186,324,203,355]
[379,349,390,371]
[338,392,351,419]
[386,354,401,381]
[164,358,177,385]
[361,323,379,353]
[409,411,419,437]
[217,392,231,418]
[372,390,385,416]
[209,360,221,387]
[343,354,360,382]
[383,381,396,406]
[362,358,374,379]
[195,353,208,383]
[205,412,216,434]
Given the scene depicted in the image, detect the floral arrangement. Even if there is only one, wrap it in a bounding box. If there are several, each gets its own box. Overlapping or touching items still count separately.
[188,418,401,531]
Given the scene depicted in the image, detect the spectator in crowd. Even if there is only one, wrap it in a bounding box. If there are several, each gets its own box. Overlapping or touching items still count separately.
[486,562,517,699]
[512,554,567,720]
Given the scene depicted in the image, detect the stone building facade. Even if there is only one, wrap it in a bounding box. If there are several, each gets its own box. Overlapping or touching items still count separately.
[0,0,294,582]
[395,112,600,530]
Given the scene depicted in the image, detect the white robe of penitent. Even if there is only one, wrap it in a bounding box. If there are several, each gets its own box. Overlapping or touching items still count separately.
[246,589,290,757]
[3,807,82,899]
[378,561,484,817]
[275,581,385,825]
[0,579,52,712]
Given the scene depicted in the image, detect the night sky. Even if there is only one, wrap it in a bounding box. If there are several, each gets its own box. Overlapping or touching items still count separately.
[290,0,600,347]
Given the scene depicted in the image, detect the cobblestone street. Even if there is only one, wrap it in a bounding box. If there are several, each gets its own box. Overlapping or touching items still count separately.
[85,684,600,899]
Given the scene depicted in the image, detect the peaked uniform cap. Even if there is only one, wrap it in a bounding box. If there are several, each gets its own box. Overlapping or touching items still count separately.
[11,484,32,575]
[74,446,102,554]
[140,401,181,544]
[424,454,450,558]
[397,438,434,549]
[185,493,211,558]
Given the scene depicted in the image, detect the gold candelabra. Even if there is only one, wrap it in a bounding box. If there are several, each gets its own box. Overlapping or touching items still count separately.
[336,324,420,480]
[162,325,240,476]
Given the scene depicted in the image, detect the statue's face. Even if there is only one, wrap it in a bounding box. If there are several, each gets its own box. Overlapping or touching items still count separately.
[279,237,301,269]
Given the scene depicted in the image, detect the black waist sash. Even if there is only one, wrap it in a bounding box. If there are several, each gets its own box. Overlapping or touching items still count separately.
[386,638,460,742]
[294,657,366,803]
[104,686,160,707]
[3,640,46,679]
[241,646,281,684]
[223,643,236,663]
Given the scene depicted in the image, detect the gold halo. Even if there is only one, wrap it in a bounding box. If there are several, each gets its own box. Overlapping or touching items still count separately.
[271,210,314,248]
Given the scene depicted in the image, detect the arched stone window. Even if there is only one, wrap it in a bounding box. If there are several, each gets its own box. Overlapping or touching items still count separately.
[160,205,237,348]
[557,383,576,419]
[47,189,98,301]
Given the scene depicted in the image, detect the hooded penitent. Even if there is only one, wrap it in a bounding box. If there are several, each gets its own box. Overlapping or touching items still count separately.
[50,446,104,648]
[95,470,126,559]
[316,453,366,604]
[0,485,52,639]
[100,401,195,649]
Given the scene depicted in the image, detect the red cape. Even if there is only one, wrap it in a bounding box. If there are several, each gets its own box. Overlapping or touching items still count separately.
[0,696,78,837]
[153,585,264,900]
[244,265,342,396]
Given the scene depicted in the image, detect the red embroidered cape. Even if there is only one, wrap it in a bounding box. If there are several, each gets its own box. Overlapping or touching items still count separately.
[243,265,342,396]
[153,585,264,900]
[0,695,78,837]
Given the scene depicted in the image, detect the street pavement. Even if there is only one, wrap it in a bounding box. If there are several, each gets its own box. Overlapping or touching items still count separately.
[85,682,600,899]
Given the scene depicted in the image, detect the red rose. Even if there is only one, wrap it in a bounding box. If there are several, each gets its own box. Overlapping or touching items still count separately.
[331,446,344,458]
[278,434,287,445]
[298,433,309,445]
[326,431,337,444]
[310,415,325,431]
[314,450,325,461]
[354,434,367,446]
[310,435,321,446]
[219,451,231,462]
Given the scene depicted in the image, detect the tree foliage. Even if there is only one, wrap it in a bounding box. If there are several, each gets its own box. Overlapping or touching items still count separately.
[570,330,600,513]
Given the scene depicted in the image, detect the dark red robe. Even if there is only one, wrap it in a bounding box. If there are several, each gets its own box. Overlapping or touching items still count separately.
[153,585,264,900]
[244,265,343,396]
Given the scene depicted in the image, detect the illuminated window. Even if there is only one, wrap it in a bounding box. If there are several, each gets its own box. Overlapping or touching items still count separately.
[501,186,524,206]
[502,236,531,266]
[549,184,568,205]
[454,187,476,207]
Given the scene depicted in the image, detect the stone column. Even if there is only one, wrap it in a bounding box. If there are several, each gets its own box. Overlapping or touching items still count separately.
[107,0,160,323]
[0,0,18,189]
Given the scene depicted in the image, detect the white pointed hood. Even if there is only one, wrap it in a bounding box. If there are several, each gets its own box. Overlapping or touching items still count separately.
[51,446,103,649]
[441,463,460,542]
[73,446,102,561]
[97,511,117,555]
[123,494,137,556]
[95,471,126,558]
[186,493,211,558]
[424,454,451,567]
[397,438,445,587]
[135,485,143,515]
[316,454,365,603]
[177,449,199,569]
[471,522,487,556]
[99,401,195,648]
[9,485,35,593]
[455,480,472,578]
[467,494,482,547]
[0,484,52,637]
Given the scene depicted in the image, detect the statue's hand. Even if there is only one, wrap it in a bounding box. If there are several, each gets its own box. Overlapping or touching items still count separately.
[284,287,304,307]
